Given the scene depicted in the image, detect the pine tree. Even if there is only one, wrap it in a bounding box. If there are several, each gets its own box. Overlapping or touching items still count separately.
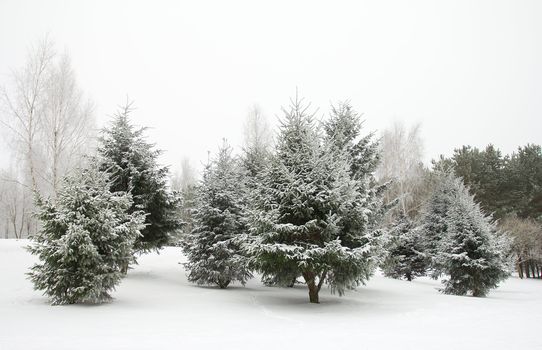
[27,166,145,305]
[436,181,510,297]
[381,215,427,281]
[247,97,383,303]
[182,141,252,288]
[98,103,181,258]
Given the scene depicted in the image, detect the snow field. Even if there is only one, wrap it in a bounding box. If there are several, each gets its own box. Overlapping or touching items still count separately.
[1,240,540,350]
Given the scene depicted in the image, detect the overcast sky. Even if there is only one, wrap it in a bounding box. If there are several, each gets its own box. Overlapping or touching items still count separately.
[1,0,541,173]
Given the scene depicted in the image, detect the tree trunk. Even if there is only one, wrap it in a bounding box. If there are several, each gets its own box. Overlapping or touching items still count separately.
[218,279,230,289]
[27,137,39,194]
[12,218,19,240]
[18,207,25,239]
[287,276,297,288]
[303,271,319,304]
[26,219,31,238]
[517,260,524,279]
[121,262,129,275]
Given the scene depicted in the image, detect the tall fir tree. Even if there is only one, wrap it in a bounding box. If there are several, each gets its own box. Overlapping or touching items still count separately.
[324,101,381,181]
[98,103,181,258]
[381,215,427,281]
[182,141,252,288]
[324,101,387,233]
[246,97,383,303]
[27,166,145,305]
[436,179,510,296]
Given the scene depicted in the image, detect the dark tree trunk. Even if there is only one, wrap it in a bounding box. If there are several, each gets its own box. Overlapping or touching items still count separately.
[218,279,230,289]
[406,272,412,281]
[303,271,319,303]
[287,276,297,288]
[517,260,524,279]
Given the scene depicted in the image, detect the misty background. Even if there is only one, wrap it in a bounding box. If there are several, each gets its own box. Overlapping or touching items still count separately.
[1,0,540,173]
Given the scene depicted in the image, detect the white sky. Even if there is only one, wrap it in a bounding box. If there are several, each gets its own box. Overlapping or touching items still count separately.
[1,0,541,174]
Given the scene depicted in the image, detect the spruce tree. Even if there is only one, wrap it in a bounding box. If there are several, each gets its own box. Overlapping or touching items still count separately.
[381,215,427,281]
[436,180,510,296]
[247,97,383,303]
[27,166,145,305]
[98,103,181,258]
[182,141,251,288]
[418,171,459,278]
[324,101,386,232]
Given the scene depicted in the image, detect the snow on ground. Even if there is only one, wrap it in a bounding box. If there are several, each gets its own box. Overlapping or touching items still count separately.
[1,239,541,350]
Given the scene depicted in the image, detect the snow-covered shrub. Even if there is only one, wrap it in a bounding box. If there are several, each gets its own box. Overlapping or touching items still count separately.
[436,181,510,297]
[381,215,427,281]
[27,166,145,305]
[182,141,252,288]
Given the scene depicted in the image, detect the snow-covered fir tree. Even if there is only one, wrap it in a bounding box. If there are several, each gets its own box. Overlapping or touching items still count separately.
[240,108,281,285]
[418,171,460,278]
[436,181,510,297]
[246,96,384,303]
[98,103,181,258]
[324,101,387,233]
[381,215,427,281]
[182,141,252,288]
[27,166,145,305]
[324,101,381,181]
[176,182,197,242]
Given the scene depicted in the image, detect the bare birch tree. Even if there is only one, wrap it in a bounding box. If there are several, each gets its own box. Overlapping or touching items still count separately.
[244,105,272,149]
[0,37,55,193]
[0,37,95,237]
[0,168,33,239]
[42,53,95,196]
[376,121,428,220]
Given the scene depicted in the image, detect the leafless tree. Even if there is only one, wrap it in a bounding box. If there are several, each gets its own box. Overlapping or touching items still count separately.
[42,53,95,196]
[376,121,429,220]
[0,168,34,239]
[0,37,55,193]
[0,37,95,238]
[499,216,542,279]
[243,104,273,155]
[171,156,197,190]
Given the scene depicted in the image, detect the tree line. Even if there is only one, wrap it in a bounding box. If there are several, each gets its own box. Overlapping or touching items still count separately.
[434,144,542,278]
[22,94,511,304]
[1,38,537,306]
